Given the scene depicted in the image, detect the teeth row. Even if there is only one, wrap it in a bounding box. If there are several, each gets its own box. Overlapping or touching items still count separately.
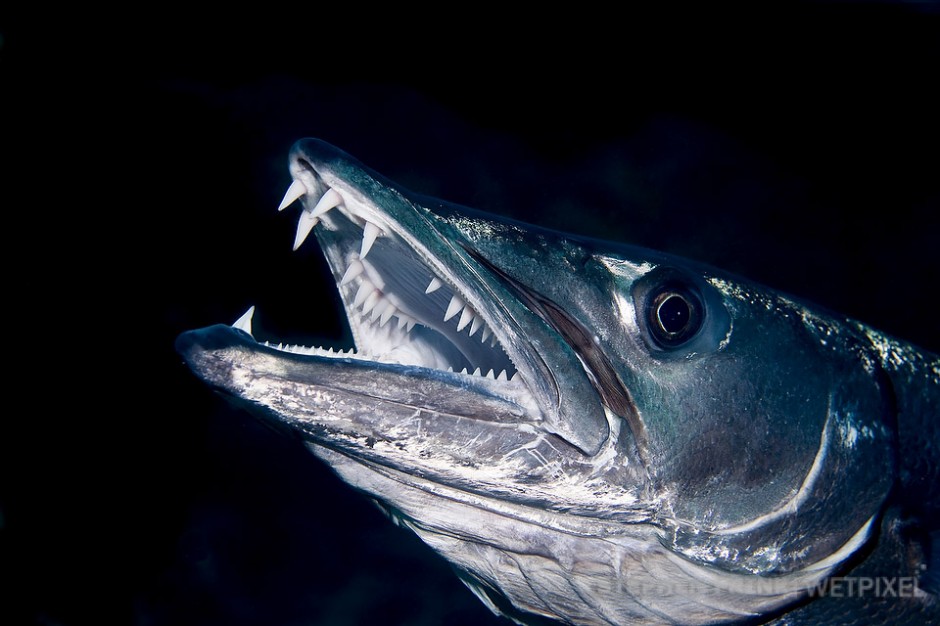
[264,341,360,356]
[280,178,496,345]
[279,180,409,335]
[351,269,417,332]
[280,181,385,259]
[230,306,517,381]
[448,367,519,381]
[342,263,499,346]
[442,292,497,346]
[277,179,502,360]
[265,340,518,380]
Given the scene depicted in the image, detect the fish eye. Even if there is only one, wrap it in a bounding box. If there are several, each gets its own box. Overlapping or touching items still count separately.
[647,285,703,348]
[631,266,718,355]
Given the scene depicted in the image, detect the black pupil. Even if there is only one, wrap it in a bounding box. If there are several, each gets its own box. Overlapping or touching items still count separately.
[657,294,691,335]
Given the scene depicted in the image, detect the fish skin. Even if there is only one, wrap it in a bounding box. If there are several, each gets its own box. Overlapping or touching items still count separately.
[178,139,939,625]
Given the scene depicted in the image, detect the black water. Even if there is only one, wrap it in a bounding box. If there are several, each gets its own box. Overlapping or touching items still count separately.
[3,6,939,625]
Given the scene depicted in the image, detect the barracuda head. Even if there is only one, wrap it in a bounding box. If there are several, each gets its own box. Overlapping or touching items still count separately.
[177,139,898,624]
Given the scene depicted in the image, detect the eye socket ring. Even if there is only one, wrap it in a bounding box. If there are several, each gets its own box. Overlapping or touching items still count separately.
[647,285,704,348]
[632,266,728,357]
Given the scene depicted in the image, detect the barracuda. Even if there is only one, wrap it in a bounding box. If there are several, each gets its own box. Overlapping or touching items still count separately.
[177,139,939,625]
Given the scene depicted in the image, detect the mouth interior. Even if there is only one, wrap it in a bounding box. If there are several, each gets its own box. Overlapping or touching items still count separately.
[257,172,520,383]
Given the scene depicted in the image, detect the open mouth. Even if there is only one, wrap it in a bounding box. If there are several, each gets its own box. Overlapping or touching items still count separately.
[237,157,523,387]
[193,139,616,457]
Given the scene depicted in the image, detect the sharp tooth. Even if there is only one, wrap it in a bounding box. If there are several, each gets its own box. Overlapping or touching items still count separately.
[341,260,365,285]
[481,326,491,343]
[425,277,443,294]
[447,366,454,372]
[277,342,283,350]
[497,370,508,381]
[511,372,520,382]
[310,188,343,218]
[372,298,391,321]
[360,222,381,259]
[380,304,396,326]
[460,368,469,375]
[292,209,319,251]
[490,336,497,348]
[444,295,464,322]
[397,314,416,333]
[486,369,495,379]
[469,316,483,337]
[472,367,482,377]
[362,290,381,315]
[231,306,255,336]
[354,281,373,308]
[278,179,306,211]
[456,306,474,331]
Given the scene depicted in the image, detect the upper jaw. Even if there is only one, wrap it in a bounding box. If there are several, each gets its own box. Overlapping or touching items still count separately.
[274,139,612,455]
[282,140,525,382]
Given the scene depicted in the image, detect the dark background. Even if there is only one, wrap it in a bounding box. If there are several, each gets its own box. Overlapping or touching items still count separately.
[2,4,939,625]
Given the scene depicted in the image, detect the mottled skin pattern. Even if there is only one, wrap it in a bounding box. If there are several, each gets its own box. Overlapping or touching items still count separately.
[179,140,939,625]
